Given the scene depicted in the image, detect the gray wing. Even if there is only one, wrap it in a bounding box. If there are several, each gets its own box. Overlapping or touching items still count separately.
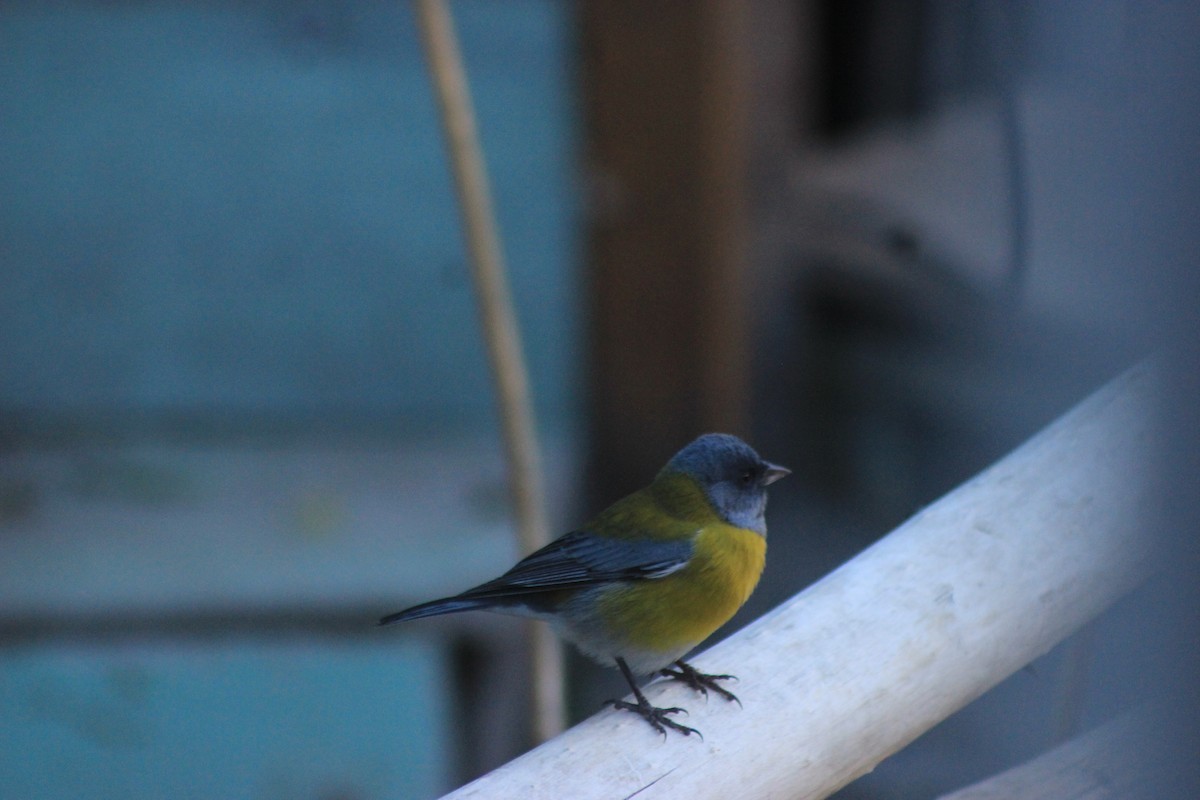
[457,529,694,601]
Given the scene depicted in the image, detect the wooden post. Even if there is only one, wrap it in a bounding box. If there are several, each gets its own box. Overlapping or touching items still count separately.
[582,1,751,500]
[437,362,1159,798]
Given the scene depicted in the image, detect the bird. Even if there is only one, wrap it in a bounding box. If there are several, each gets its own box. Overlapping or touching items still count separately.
[379,432,789,737]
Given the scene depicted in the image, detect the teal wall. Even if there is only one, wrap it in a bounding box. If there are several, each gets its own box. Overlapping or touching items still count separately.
[0,2,577,797]
[0,639,450,799]
[0,0,579,430]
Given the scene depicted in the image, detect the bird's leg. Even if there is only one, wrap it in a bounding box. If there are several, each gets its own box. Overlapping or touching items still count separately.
[660,659,741,706]
[604,657,700,738]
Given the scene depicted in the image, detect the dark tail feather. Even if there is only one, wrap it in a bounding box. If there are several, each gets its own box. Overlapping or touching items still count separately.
[378,596,491,626]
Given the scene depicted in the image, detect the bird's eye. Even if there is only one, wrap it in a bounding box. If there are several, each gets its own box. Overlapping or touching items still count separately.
[738,469,755,486]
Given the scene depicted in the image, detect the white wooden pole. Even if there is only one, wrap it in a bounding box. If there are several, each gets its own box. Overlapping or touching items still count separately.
[935,709,1156,800]
[440,361,1159,799]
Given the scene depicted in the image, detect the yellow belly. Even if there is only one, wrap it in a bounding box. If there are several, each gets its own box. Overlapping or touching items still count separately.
[597,524,766,658]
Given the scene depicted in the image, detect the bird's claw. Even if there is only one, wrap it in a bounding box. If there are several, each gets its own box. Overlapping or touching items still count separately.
[605,698,701,739]
[660,661,742,707]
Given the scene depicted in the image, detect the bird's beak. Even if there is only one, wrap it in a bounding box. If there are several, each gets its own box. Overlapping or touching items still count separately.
[761,462,791,486]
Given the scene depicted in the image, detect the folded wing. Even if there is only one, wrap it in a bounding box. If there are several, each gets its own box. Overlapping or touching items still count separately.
[379,530,694,625]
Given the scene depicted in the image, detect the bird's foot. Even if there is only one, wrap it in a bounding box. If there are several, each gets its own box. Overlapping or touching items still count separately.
[660,660,741,706]
[604,697,701,739]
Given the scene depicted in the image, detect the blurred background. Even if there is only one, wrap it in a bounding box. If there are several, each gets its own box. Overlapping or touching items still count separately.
[1,1,1196,798]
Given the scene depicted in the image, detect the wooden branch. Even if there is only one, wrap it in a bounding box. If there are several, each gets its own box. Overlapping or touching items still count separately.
[440,362,1158,798]
[412,0,563,740]
[936,710,1156,800]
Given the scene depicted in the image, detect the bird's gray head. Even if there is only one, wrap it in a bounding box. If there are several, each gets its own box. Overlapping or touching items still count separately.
[663,433,789,535]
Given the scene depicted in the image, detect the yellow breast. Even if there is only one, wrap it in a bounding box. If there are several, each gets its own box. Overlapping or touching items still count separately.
[599,522,766,655]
